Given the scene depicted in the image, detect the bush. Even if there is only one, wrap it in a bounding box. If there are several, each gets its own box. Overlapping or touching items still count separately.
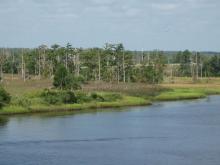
[53,65,82,90]
[41,89,60,104]
[90,92,105,102]
[0,87,11,109]
[64,74,82,90]
[41,89,77,104]
[75,92,92,103]
[12,97,31,108]
[53,65,68,89]
[76,75,86,84]
[62,91,77,104]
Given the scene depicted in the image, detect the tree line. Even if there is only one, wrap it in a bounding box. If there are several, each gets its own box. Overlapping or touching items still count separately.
[0,43,220,84]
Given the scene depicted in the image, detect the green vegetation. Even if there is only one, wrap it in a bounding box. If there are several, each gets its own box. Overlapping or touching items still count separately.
[1,77,220,115]
[41,89,77,104]
[1,43,220,86]
[0,43,165,84]
[53,65,81,90]
[0,92,150,115]
[0,86,11,109]
[0,42,220,115]
[0,74,152,115]
[154,88,206,101]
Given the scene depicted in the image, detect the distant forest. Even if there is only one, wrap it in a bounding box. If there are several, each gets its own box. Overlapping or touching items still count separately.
[0,43,220,84]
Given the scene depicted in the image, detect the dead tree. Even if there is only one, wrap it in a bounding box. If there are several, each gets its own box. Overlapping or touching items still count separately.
[21,48,26,82]
[0,48,7,81]
[98,51,101,81]
[122,50,126,83]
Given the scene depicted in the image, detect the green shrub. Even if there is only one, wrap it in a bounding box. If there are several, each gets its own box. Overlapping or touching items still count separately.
[0,87,11,109]
[41,89,60,104]
[76,75,86,84]
[53,65,68,89]
[76,92,107,103]
[12,97,31,108]
[41,89,77,104]
[90,92,105,102]
[24,90,43,98]
[75,92,92,103]
[53,65,81,90]
[61,91,77,104]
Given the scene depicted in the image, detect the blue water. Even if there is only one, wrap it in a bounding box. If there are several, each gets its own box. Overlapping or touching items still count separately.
[1,96,220,165]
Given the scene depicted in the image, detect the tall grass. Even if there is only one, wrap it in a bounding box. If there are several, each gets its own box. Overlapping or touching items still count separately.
[1,76,220,115]
[0,95,151,115]
[155,89,206,101]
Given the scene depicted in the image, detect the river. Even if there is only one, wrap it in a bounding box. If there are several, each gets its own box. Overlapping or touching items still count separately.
[1,96,220,165]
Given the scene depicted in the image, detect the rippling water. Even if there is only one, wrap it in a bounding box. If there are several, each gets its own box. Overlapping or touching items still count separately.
[1,96,220,165]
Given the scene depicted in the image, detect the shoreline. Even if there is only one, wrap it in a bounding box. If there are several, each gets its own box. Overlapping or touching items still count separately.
[0,96,151,116]
[0,87,218,116]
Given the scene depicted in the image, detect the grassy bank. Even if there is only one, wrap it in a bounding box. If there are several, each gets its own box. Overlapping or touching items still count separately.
[0,95,151,115]
[1,76,220,115]
[154,85,220,101]
[0,87,218,115]
[154,88,206,101]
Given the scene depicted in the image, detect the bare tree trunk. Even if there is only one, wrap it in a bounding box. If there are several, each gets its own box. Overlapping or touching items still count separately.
[0,64,3,82]
[38,49,41,79]
[57,55,60,63]
[43,49,46,70]
[11,51,14,80]
[170,64,173,83]
[94,70,97,81]
[192,64,197,83]
[200,63,203,79]
[50,60,53,78]
[65,53,68,70]
[117,67,120,83]
[35,64,37,76]
[123,51,126,83]
[141,48,144,63]
[196,52,198,80]
[0,48,4,81]
[191,63,193,81]
[147,52,150,66]
[76,54,80,76]
[21,48,26,82]
[98,52,101,81]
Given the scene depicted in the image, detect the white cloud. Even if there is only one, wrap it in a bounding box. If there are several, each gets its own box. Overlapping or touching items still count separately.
[0,0,220,50]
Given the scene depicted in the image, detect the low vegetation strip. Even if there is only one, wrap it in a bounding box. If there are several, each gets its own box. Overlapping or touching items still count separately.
[1,86,218,115]
[155,91,206,101]
[0,95,151,115]
[154,87,220,101]
[1,73,220,116]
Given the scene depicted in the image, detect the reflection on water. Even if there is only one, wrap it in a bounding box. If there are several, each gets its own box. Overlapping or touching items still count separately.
[0,116,8,127]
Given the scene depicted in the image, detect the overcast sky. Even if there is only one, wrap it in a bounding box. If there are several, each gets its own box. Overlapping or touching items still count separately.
[0,0,219,51]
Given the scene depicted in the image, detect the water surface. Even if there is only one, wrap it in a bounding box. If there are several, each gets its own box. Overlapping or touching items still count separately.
[1,96,220,165]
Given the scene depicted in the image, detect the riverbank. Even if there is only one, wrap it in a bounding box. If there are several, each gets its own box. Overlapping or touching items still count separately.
[1,87,220,115]
[153,88,219,101]
[1,78,220,115]
[0,95,151,115]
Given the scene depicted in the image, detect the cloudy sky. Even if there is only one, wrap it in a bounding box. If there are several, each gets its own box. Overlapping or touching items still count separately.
[0,0,219,51]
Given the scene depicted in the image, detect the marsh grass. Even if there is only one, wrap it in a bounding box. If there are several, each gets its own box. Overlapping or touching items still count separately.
[154,88,206,101]
[82,82,168,98]
[1,75,220,115]
[0,95,151,115]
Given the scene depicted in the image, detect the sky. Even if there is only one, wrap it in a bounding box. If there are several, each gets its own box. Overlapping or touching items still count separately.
[0,0,220,51]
